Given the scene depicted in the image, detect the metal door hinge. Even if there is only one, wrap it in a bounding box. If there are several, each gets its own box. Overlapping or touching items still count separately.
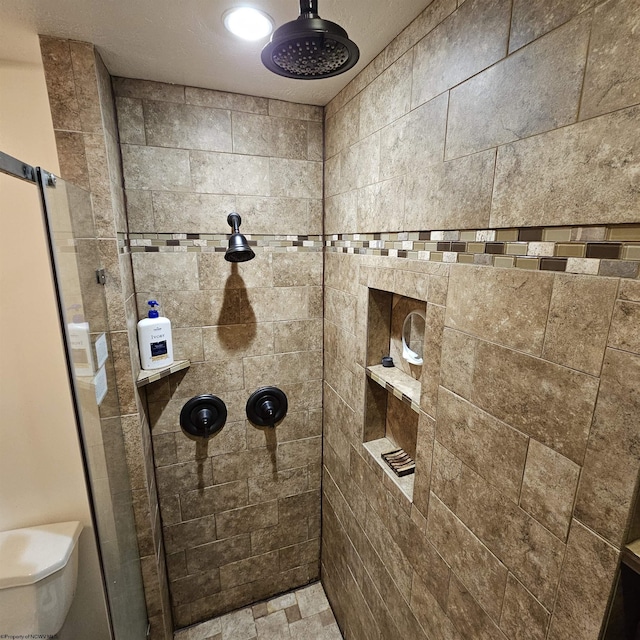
[96,269,107,285]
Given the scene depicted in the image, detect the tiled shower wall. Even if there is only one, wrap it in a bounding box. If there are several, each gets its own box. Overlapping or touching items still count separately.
[322,1,640,640]
[39,38,173,639]
[113,79,324,629]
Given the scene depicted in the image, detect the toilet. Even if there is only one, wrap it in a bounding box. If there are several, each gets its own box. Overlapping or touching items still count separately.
[0,521,83,636]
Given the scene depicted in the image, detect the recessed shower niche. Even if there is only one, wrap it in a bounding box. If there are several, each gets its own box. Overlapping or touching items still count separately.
[363,289,428,502]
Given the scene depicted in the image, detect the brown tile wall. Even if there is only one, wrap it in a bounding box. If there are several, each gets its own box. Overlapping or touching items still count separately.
[40,38,173,639]
[113,78,324,629]
[322,1,639,639]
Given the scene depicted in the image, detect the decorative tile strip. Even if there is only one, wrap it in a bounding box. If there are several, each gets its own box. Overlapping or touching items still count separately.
[120,233,324,254]
[327,226,640,279]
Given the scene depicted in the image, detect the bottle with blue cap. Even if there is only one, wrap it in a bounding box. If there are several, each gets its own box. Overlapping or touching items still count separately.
[137,300,174,370]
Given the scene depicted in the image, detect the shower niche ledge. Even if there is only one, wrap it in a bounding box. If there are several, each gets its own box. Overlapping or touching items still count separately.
[136,359,190,387]
[363,289,428,505]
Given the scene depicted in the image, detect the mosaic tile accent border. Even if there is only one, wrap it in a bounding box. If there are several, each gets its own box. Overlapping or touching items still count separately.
[118,233,324,254]
[327,226,640,279]
[116,226,640,279]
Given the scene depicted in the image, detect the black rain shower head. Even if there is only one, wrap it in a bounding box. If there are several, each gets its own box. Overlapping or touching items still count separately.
[261,0,359,80]
[225,213,255,263]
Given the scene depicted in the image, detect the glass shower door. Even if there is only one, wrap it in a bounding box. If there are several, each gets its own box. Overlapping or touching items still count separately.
[38,170,148,640]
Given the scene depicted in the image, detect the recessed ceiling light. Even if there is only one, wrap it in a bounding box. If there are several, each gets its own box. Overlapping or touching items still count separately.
[223,7,274,41]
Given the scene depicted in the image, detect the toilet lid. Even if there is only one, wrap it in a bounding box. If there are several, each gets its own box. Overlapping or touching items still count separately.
[0,521,83,588]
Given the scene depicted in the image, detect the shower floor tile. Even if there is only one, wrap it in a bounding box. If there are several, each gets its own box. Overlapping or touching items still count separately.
[174,582,343,640]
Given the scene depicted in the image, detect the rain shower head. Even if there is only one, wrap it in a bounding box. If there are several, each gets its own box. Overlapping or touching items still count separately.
[225,213,255,263]
[261,0,359,79]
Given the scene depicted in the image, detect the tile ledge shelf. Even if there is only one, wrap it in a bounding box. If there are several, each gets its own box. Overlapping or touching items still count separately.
[136,360,190,387]
[366,364,421,414]
[623,539,640,574]
[363,437,414,504]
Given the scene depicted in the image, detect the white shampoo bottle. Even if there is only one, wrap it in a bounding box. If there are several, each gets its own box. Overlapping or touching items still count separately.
[138,300,174,370]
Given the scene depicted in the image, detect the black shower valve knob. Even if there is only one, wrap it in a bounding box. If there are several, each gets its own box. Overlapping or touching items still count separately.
[180,394,227,439]
[246,386,288,428]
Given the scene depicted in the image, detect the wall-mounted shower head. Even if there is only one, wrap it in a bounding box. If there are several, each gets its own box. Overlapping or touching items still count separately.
[225,213,255,263]
[261,0,359,80]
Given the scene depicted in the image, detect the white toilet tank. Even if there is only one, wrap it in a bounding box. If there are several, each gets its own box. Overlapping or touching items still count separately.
[0,521,83,636]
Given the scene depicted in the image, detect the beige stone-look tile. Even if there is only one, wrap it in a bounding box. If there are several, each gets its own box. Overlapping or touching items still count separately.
[325,95,359,159]
[186,534,252,575]
[385,0,457,66]
[142,100,232,153]
[268,100,322,122]
[430,441,463,511]
[472,341,598,463]
[121,144,191,191]
[427,495,508,621]
[437,389,528,501]
[359,51,413,138]
[181,481,248,521]
[325,192,357,235]
[39,36,81,131]
[447,576,509,640]
[269,159,322,199]
[170,359,245,398]
[509,0,595,52]
[255,610,290,639]
[220,607,257,639]
[411,0,511,108]
[306,121,323,162]
[116,97,146,144]
[125,189,154,232]
[356,177,405,233]
[619,279,640,302]
[171,569,221,606]
[173,327,204,362]
[379,93,447,181]
[446,14,590,159]
[235,196,320,236]
[410,572,461,640]
[440,328,477,400]
[542,273,618,375]
[457,468,565,608]
[199,252,273,291]
[581,0,640,120]
[55,131,90,191]
[272,252,322,287]
[219,550,280,590]
[163,514,216,554]
[243,351,322,390]
[68,41,103,134]
[574,347,640,546]
[609,299,640,354]
[499,574,550,640]
[113,77,185,103]
[185,87,267,114]
[132,252,199,291]
[274,320,323,354]
[202,323,273,361]
[547,520,619,640]
[404,150,495,231]
[491,105,640,227]
[295,582,330,618]
[445,265,553,355]
[190,151,269,196]
[519,440,580,541]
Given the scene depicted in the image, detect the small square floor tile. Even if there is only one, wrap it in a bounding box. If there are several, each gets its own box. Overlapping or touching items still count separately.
[267,592,297,614]
[296,583,330,619]
[285,604,302,624]
[252,603,268,619]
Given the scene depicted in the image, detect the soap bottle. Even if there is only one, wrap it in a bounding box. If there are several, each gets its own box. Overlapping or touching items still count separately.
[138,300,174,370]
[67,305,95,377]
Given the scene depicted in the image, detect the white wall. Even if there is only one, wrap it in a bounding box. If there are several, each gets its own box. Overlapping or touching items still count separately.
[0,20,110,640]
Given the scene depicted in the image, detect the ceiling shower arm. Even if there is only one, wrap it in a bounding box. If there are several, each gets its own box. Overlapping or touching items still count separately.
[299,0,319,19]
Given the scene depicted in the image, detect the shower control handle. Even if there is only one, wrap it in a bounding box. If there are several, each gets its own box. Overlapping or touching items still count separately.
[246,387,288,428]
[180,395,227,439]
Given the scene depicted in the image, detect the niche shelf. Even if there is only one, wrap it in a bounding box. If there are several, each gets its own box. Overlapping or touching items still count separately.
[366,364,421,414]
[363,289,427,503]
[136,360,190,388]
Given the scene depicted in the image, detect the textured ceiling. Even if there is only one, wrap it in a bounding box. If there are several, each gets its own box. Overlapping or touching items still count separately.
[0,0,433,105]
